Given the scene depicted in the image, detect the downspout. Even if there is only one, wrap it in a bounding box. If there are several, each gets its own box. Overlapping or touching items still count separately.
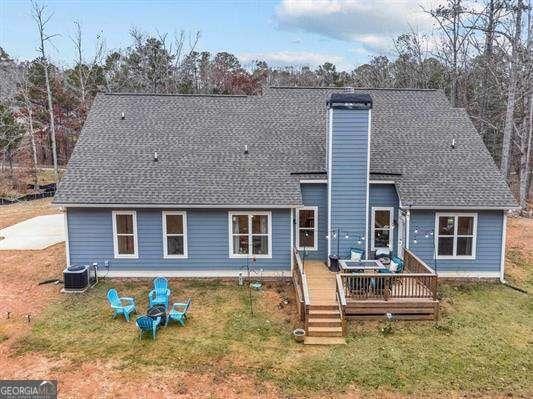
[499,212,528,293]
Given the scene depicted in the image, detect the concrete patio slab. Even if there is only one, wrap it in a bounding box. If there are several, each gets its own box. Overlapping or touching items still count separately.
[0,214,65,250]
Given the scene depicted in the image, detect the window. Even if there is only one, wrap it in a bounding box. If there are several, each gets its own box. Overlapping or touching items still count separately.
[112,211,138,258]
[296,206,318,250]
[435,213,477,259]
[162,211,187,258]
[371,207,394,251]
[228,212,271,258]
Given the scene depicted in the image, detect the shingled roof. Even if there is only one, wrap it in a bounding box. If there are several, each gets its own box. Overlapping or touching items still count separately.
[54,87,517,209]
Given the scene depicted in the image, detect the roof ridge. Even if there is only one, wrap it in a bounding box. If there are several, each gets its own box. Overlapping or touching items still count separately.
[268,86,438,92]
[101,92,249,98]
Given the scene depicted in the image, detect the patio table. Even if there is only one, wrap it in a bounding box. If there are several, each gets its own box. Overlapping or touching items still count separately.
[339,259,387,273]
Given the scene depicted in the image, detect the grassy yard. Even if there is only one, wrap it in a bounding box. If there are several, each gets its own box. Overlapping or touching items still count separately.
[0,205,531,398]
[12,271,532,397]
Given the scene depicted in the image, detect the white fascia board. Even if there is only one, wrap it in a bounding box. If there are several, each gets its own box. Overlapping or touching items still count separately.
[57,203,299,209]
[99,269,291,278]
[437,271,500,278]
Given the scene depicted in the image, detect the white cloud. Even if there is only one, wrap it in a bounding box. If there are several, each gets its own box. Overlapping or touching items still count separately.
[238,51,344,68]
[275,0,437,52]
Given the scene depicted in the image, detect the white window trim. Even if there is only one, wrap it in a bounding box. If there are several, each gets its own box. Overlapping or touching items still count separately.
[296,206,318,251]
[434,212,478,260]
[228,211,272,259]
[162,211,188,259]
[371,207,394,251]
[112,210,139,259]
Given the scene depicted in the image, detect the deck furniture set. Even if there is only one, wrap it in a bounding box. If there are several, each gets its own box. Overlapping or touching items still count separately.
[106,276,191,339]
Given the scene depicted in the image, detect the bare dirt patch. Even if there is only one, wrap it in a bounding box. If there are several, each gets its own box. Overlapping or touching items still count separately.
[505,216,533,285]
[0,198,59,229]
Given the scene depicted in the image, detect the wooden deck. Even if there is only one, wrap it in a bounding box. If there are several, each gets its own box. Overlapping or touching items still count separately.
[291,249,439,344]
[305,261,337,304]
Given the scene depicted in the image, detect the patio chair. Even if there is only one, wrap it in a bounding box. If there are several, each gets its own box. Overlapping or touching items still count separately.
[135,315,161,340]
[149,276,171,309]
[106,288,136,322]
[167,298,191,326]
[390,256,405,273]
[349,247,365,261]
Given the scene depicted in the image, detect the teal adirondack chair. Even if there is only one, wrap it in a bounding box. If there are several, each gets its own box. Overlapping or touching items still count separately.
[135,315,161,339]
[107,289,136,321]
[149,276,171,309]
[167,298,191,326]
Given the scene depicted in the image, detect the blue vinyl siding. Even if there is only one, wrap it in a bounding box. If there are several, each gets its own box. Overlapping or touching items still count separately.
[329,108,369,257]
[299,183,328,260]
[408,210,504,273]
[368,184,399,256]
[67,208,291,273]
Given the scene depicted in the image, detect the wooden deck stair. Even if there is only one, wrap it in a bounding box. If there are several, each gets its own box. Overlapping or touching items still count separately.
[303,261,346,345]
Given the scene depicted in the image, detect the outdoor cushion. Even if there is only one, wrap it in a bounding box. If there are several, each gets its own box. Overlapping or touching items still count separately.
[350,248,364,261]
[389,260,399,272]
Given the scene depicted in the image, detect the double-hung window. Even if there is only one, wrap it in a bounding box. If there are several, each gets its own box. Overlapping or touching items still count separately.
[112,211,138,258]
[162,211,187,258]
[371,207,394,251]
[435,213,477,259]
[296,206,318,250]
[229,212,271,258]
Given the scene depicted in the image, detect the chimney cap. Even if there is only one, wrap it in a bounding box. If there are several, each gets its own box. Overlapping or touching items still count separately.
[327,93,372,110]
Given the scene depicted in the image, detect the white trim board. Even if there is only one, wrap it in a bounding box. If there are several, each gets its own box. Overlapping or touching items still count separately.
[296,206,319,251]
[437,271,500,278]
[162,211,188,259]
[500,213,507,281]
[63,209,71,266]
[365,108,371,259]
[369,180,395,184]
[299,179,327,184]
[401,205,519,210]
[56,203,299,209]
[370,206,394,251]
[112,210,139,259]
[99,269,291,278]
[434,212,478,260]
[228,211,272,259]
[327,107,333,261]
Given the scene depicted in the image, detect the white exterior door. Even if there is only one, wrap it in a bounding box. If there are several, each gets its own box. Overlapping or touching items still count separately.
[398,210,407,258]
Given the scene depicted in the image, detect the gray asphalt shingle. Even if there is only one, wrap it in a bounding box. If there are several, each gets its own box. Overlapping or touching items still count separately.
[54,88,516,209]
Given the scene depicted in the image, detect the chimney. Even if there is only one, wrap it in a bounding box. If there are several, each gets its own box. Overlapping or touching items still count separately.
[326,93,373,259]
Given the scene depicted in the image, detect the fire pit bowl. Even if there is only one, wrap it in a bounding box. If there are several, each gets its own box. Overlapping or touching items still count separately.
[147,304,167,326]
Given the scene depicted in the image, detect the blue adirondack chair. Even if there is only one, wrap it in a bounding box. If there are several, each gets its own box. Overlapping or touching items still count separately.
[149,276,171,309]
[106,289,136,321]
[135,315,161,340]
[167,298,191,326]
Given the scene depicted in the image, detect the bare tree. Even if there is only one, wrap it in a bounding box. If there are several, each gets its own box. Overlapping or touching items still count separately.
[70,21,105,106]
[16,64,39,186]
[32,1,59,182]
[500,0,525,179]
[519,0,532,208]
[423,0,480,107]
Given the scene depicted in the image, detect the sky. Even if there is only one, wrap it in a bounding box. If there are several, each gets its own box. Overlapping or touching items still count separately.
[0,0,442,71]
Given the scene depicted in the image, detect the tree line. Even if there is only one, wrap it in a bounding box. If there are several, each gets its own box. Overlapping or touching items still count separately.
[0,0,531,209]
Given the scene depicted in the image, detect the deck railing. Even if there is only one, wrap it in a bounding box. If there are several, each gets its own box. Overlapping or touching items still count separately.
[292,248,311,322]
[335,273,347,335]
[339,249,438,302]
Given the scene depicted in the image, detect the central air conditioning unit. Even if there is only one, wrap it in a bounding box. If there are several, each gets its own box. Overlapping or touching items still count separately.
[62,264,98,293]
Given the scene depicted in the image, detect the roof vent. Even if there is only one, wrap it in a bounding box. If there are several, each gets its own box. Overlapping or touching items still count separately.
[451,138,456,149]
[121,112,125,120]
[153,151,158,162]
[244,145,249,155]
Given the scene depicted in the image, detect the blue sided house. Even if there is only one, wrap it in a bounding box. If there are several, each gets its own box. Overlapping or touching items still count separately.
[54,87,517,281]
